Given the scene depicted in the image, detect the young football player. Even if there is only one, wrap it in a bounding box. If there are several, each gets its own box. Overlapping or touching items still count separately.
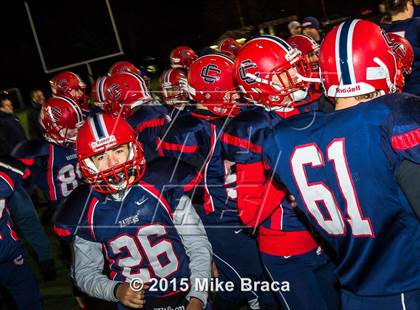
[71,113,211,310]
[262,19,420,309]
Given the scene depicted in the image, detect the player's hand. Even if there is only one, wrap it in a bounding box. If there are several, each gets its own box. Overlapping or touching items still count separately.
[287,194,297,209]
[116,282,148,309]
[211,260,219,278]
[186,297,204,310]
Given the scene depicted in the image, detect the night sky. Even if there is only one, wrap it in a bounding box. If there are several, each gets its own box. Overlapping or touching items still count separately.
[0,0,379,106]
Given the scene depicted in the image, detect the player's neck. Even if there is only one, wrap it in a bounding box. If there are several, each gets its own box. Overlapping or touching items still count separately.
[392,9,412,21]
[334,97,361,110]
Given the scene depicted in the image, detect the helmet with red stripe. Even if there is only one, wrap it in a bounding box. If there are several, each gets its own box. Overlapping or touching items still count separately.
[102,72,152,118]
[159,68,189,106]
[76,113,145,194]
[386,32,414,92]
[188,54,239,116]
[233,35,312,110]
[108,61,140,76]
[218,38,242,59]
[108,61,151,88]
[287,34,320,75]
[39,96,85,147]
[50,71,89,112]
[91,76,108,109]
[319,19,397,98]
[170,46,198,70]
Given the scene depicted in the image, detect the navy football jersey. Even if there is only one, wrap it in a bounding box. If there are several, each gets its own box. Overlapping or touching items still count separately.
[127,104,170,161]
[223,103,320,234]
[73,158,197,297]
[0,166,23,263]
[13,140,81,207]
[381,18,420,95]
[158,109,240,224]
[263,93,420,295]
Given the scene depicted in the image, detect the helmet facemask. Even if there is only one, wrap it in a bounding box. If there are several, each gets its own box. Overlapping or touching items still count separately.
[80,141,145,194]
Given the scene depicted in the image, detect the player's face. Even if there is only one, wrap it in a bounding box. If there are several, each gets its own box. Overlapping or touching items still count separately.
[91,144,130,172]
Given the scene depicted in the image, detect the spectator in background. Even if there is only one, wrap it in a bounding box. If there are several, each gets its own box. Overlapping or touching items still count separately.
[0,94,26,154]
[382,0,420,95]
[287,20,302,36]
[302,16,323,44]
[27,88,46,140]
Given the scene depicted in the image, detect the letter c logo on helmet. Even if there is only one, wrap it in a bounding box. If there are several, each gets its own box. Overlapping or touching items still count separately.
[200,64,221,83]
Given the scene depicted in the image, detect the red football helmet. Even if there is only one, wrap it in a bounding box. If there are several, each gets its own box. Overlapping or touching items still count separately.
[188,54,239,116]
[234,35,312,110]
[102,72,152,118]
[108,61,140,76]
[77,113,145,194]
[108,61,151,88]
[170,46,198,70]
[319,19,397,98]
[287,34,320,75]
[218,38,242,59]
[50,71,89,112]
[91,76,108,109]
[386,32,414,92]
[159,68,189,106]
[39,96,85,147]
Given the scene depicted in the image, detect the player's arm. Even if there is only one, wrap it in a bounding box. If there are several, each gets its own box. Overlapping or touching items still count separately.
[72,236,120,302]
[236,162,286,227]
[173,195,212,308]
[396,160,420,219]
[222,126,286,227]
[387,95,420,218]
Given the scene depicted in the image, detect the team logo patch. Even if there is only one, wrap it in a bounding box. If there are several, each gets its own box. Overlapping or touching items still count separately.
[108,83,122,100]
[239,60,258,84]
[200,64,221,83]
[48,106,63,122]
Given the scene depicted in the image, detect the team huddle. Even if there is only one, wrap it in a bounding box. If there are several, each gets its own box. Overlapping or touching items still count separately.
[1,17,419,310]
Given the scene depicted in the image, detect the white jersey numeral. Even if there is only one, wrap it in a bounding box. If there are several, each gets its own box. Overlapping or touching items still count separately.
[291,139,373,237]
[109,223,179,282]
[57,163,80,197]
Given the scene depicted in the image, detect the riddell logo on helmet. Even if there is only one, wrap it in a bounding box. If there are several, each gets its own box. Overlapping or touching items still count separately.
[90,135,117,151]
[336,85,361,94]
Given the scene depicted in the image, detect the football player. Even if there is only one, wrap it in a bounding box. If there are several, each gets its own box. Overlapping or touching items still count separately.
[0,158,42,310]
[223,35,339,310]
[159,68,191,119]
[381,0,420,95]
[169,45,198,71]
[50,71,90,113]
[158,54,278,310]
[101,71,170,161]
[13,96,84,212]
[262,19,420,309]
[68,113,211,310]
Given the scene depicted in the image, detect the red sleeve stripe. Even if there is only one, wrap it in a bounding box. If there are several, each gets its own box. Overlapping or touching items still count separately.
[47,144,57,201]
[18,158,35,166]
[159,140,199,153]
[135,117,165,133]
[87,197,99,241]
[53,224,72,237]
[0,172,14,191]
[221,133,262,154]
[391,128,420,150]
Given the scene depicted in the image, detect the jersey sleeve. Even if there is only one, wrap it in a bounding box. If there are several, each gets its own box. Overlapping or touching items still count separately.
[222,112,266,164]
[0,157,25,199]
[157,116,210,170]
[52,184,93,242]
[384,94,420,164]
